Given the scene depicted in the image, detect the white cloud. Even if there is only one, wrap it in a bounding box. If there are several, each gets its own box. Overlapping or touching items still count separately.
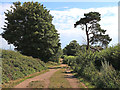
[0,3,12,34]
[50,6,118,48]
[0,3,118,49]
[0,36,15,50]
[0,3,13,49]
[0,3,12,14]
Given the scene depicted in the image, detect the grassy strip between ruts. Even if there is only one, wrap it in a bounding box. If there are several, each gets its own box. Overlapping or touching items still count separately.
[27,80,45,88]
[2,69,49,88]
[49,69,71,88]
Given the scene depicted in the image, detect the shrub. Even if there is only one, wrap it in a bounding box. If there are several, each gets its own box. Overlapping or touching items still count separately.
[100,44,120,71]
[62,55,68,64]
[65,44,120,88]
[2,50,47,83]
[62,55,76,64]
[97,61,120,88]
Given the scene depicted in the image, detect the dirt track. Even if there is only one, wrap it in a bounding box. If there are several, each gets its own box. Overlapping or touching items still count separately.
[65,70,79,88]
[65,69,87,88]
[14,64,87,88]
[14,69,59,88]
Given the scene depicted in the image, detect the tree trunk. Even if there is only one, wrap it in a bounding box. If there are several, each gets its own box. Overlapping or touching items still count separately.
[85,24,89,50]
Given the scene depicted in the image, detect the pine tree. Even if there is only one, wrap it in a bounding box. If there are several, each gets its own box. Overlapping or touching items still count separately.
[74,12,112,50]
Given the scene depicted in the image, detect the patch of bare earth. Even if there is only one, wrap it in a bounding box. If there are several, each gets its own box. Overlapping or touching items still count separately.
[14,64,87,88]
[14,64,66,88]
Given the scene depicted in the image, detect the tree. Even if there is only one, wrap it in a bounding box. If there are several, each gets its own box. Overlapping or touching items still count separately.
[2,1,61,62]
[74,12,112,50]
[63,40,81,56]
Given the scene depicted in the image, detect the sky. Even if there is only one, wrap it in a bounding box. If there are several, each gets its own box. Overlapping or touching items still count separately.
[0,0,119,50]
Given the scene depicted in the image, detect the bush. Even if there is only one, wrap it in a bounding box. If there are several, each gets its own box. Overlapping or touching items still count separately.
[62,55,68,64]
[2,50,47,83]
[65,44,120,88]
[62,55,76,64]
[100,44,120,71]
[94,61,120,88]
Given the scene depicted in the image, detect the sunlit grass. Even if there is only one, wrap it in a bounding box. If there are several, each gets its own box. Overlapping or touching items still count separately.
[49,69,71,88]
[27,80,45,88]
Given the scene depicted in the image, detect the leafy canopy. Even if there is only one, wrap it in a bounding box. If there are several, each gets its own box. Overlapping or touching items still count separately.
[2,1,61,62]
[63,40,81,56]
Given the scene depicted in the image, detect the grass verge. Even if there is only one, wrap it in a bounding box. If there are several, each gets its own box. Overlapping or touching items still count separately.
[46,61,60,68]
[49,69,71,88]
[2,69,49,88]
[77,76,96,88]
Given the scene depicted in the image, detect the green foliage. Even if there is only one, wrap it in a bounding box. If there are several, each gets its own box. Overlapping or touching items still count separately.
[2,50,47,83]
[99,44,120,71]
[50,48,63,63]
[46,61,60,67]
[63,40,81,56]
[62,55,76,64]
[65,44,120,88]
[97,61,120,88]
[93,44,120,70]
[74,12,112,49]
[62,55,68,64]
[2,1,61,62]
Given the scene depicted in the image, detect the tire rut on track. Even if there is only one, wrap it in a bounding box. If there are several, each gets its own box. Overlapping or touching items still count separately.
[64,69,87,88]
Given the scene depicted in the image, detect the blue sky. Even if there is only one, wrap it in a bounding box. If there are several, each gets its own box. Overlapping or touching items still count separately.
[0,2,118,10]
[41,2,117,10]
[0,0,119,2]
[0,1,119,50]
